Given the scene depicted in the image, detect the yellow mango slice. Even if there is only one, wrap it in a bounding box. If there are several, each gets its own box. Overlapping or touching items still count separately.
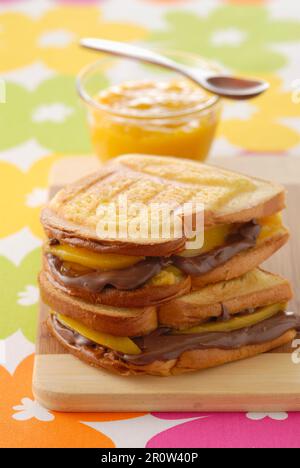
[258,213,283,241]
[149,266,182,286]
[178,213,283,257]
[177,303,286,334]
[56,313,141,355]
[47,244,144,271]
[179,224,232,257]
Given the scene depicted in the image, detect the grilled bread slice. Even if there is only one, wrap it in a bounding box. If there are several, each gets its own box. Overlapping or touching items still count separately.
[41,154,285,256]
[39,271,158,337]
[47,315,296,377]
[159,268,293,330]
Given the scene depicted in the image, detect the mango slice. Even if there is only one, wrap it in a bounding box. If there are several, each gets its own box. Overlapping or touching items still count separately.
[149,266,183,286]
[179,213,283,257]
[56,313,141,355]
[177,303,286,334]
[258,213,283,242]
[47,244,144,271]
[179,224,232,257]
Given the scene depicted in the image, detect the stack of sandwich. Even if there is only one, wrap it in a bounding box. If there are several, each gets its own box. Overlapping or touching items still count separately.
[39,154,299,376]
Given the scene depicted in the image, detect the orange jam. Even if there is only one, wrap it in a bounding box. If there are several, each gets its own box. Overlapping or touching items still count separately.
[89,80,221,162]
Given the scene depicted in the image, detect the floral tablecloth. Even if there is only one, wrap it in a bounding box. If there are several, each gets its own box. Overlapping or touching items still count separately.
[0,0,300,449]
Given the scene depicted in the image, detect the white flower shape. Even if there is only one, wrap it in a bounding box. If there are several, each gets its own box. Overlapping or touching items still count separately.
[26,187,48,208]
[222,102,257,121]
[246,412,288,421]
[0,139,50,172]
[32,103,74,123]
[211,28,247,47]
[0,227,42,266]
[17,285,39,306]
[0,331,35,374]
[38,29,76,48]
[13,398,54,422]
[2,62,55,92]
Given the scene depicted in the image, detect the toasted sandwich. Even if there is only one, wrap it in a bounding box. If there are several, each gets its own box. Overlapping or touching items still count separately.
[41,154,289,308]
[43,268,299,376]
[39,154,297,377]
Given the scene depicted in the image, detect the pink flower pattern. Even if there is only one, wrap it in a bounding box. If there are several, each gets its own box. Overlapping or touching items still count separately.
[147,413,300,448]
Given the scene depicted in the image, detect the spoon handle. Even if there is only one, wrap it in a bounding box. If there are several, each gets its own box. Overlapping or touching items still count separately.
[80,38,269,100]
[80,38,198,78]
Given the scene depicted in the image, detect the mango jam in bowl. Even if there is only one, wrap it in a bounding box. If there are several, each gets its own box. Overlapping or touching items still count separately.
[77,51,221,162]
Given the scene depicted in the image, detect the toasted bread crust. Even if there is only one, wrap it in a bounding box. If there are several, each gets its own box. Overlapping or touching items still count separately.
[203,190,285,227]
[43,256,191,308]
[47,316,296,376]
[41,154,285,256]
[39,271,158,337]
[159,268,293,329]
[191,229,289,288]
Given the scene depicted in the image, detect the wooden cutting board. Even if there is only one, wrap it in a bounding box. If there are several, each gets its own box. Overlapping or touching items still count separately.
[33,155,300,412]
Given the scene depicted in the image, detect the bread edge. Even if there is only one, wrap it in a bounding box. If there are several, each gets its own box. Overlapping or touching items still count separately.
[47,315,296,377]
[159,268,293,329]
[191,229,289,288]
[39,271,158,337]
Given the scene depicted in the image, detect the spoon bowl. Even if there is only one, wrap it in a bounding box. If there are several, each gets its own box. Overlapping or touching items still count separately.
[198,75,269,100]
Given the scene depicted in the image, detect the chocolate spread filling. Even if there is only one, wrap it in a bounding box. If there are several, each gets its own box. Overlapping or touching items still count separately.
[47,253,166,292]
[47,220,261,293]
[52,316,96,347]
[52,312,300,366]
[53,316,95,347]
[219,304,231,321]
[172,220,261,276]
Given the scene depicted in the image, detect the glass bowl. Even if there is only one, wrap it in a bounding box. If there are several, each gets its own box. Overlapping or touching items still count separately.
[77,50,222,163]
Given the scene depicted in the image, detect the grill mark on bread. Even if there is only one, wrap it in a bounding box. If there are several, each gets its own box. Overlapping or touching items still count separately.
[83,175,136,219]
[42,155,286,251]
[149,184,198,210]
[64,173,137,221]
[110,177,167,206]
[118,155,257,189]
[54,170,114,207]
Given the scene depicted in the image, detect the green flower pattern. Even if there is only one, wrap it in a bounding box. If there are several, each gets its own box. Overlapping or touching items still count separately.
[149,5,300,72]
[0,75,107,154]
[0,249,41,343]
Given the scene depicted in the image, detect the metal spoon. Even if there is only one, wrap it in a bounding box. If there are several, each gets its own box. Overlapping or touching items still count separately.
[80,38,269,100]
